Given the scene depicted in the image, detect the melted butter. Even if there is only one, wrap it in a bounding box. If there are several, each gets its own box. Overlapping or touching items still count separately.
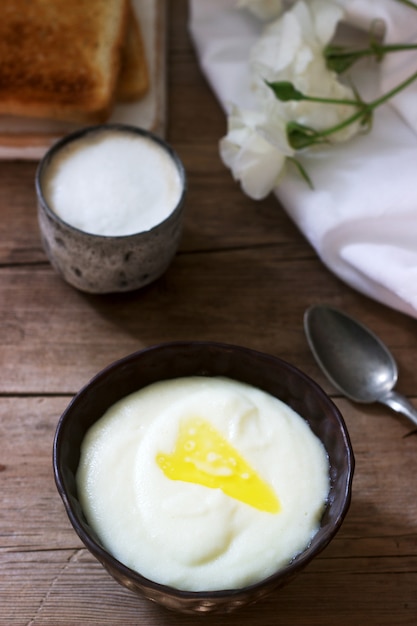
[156,417,280,513]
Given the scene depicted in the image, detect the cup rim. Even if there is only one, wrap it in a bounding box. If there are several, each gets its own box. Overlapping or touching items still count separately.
[35,123,187,240]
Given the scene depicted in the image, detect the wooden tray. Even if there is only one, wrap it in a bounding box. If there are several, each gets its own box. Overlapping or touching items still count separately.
[0,0,167,160]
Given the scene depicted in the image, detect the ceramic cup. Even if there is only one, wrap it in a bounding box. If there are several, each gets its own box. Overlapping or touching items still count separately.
[35,124,187,294]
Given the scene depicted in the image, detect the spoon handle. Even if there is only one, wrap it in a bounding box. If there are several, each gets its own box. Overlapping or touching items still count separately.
[380,390,417,428]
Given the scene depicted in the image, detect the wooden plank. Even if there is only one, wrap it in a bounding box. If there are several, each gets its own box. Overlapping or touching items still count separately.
[0,249,416,397]
[1,398,416,624]
[0,152,311,266]
[0,251,356,394]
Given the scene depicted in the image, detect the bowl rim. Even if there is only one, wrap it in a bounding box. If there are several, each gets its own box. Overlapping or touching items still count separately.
[53,340,355,600]
[35,123,187,240]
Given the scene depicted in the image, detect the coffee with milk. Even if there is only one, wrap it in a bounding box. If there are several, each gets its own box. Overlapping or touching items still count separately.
[43,129,184,236]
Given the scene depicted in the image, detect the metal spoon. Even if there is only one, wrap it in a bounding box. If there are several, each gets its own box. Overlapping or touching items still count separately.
[304,304,417,429]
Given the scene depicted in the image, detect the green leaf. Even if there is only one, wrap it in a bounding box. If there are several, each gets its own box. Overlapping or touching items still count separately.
[359,109,373,130]
[324,45,361,73]
[266,80,306,101]
[288,157,314,189]
[286,122,326,150]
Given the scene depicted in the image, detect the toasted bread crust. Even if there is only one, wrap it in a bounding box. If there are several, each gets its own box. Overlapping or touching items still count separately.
[0,0,130,123]
[116,3,150,102]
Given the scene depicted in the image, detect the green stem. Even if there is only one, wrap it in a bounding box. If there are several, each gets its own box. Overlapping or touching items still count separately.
[366,68,417,110]
[297,94,360,106]
[292,68,417,145]
[296,96,362,107]
[266,80,361,106]
[328,42,417,60]
[325,42,417,72]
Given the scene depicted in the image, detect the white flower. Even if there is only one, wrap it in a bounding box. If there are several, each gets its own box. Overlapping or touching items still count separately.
[236,0,287,21]
[219,104,294,200]
[250,0,361,143]
[221,0,367,199]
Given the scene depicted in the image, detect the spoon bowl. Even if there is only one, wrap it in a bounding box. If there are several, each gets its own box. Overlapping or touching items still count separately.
[304,305,417,429]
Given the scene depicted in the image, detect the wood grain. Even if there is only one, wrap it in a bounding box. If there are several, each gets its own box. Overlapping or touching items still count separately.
[1,398,416,625]
[0,1,416,624]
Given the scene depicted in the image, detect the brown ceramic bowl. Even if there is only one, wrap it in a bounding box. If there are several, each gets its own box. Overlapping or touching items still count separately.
[53,341,354,614]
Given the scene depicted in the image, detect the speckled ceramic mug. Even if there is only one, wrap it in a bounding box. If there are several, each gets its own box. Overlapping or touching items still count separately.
[35,124,187,294]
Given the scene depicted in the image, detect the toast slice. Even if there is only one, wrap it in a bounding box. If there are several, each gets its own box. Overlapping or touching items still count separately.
[0,0,130,123]
[116,3,150,102]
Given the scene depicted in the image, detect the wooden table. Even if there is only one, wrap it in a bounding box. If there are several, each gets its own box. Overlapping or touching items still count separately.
[1,2,416,624]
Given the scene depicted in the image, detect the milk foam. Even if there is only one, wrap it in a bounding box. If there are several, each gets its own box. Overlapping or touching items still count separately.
[43,131,183,236]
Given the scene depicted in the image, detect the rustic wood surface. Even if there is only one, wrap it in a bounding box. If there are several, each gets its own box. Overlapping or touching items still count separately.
[1,2,417,624]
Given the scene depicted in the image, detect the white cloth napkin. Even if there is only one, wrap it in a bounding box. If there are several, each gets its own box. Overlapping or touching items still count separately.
[189,0,417,318]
